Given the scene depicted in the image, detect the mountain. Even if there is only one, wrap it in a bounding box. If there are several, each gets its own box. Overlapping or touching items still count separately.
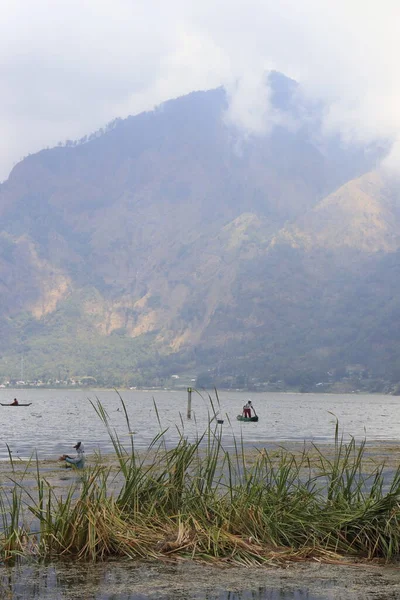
[0,71,397,389]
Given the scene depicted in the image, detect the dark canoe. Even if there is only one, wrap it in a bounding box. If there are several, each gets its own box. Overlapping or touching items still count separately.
[1,403,32,406]
[237,414,258,422]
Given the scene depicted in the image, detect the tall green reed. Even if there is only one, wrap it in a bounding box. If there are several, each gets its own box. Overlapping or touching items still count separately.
[1,392,400,563]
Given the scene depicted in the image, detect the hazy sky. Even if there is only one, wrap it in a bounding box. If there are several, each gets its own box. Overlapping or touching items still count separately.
[1,0,399,181]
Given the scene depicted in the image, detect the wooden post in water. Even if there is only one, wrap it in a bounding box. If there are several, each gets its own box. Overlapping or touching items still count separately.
[187,387,192,419]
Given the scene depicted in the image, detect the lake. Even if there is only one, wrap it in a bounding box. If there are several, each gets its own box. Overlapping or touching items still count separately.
[0,388,398,461]
[2,388,400,600]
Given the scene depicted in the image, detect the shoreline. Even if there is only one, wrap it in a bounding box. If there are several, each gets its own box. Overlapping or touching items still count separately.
[0,386,393,395]
[2,433,400,572]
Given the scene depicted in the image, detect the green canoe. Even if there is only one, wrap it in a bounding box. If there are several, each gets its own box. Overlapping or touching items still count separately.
[236,415,258,422]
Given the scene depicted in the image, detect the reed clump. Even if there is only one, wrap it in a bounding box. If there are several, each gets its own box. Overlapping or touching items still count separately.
[1,398,400,564]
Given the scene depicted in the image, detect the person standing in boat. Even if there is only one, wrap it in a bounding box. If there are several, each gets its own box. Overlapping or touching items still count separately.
[11,398,19,406]
[58,441,85,469]
[242,400,254,418]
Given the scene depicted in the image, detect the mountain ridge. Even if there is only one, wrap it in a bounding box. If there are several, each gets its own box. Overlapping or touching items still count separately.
[0,72,397,388]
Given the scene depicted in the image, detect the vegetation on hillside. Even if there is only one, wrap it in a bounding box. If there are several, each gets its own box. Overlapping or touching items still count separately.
[0,74,395,388]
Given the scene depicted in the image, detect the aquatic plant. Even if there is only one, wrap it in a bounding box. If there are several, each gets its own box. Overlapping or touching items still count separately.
[1,393,400,564]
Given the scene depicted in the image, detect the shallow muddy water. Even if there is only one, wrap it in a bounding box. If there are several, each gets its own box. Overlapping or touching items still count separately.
[2,560,400,600]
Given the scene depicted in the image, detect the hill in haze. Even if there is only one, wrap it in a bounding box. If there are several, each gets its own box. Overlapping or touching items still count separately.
[0,71,398,390]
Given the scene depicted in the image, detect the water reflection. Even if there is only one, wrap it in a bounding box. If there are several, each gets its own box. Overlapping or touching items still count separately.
[1,561,398,600]
[0,564,320,599]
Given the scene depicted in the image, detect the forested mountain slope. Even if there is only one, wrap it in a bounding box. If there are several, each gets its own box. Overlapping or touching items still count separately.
[0,72,396,387]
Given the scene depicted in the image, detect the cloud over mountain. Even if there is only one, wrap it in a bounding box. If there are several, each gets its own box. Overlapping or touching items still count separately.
[1,0,400,181]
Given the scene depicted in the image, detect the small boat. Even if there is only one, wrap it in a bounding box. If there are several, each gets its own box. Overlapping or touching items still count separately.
[1,403,32,407]
[237,415,258,422]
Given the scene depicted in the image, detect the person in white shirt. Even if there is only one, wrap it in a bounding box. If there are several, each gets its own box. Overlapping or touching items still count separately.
[242,400,254,418]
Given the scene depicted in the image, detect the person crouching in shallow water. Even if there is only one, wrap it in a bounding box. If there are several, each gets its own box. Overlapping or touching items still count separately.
[58,441,85,469]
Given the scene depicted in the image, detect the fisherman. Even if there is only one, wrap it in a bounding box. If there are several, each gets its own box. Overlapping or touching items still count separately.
[58,441,85,469]
[11,398,19,406]
[242,400,254,418]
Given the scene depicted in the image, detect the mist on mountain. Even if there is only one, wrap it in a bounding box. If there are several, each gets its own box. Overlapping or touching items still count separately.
[0,72,397,391]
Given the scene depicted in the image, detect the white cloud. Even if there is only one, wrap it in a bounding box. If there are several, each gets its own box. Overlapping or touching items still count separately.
[224,73,274,136]
[1,0,400,180]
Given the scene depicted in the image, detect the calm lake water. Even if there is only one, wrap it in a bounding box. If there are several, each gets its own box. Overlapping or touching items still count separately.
[0,388,399,461]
